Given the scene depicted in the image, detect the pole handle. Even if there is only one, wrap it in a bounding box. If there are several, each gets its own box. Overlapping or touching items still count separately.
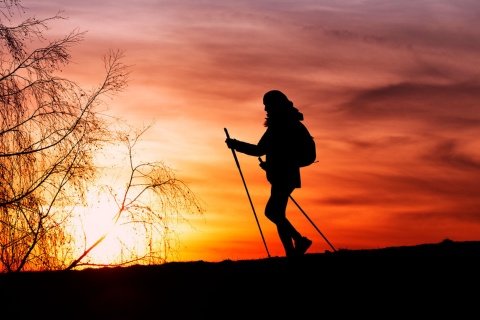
[224,128,230,139]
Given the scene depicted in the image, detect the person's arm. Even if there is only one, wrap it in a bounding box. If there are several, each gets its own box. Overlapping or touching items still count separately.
[225,138,265,156]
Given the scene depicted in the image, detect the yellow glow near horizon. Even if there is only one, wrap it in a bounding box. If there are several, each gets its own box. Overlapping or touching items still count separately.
[72,192,127,265]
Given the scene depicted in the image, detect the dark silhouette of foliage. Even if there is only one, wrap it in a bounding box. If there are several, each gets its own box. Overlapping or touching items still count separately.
[0,1,204,272]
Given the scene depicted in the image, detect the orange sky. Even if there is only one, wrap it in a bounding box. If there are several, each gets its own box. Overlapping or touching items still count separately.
[24,0,480,262]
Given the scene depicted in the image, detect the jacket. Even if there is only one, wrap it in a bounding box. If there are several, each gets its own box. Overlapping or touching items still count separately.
[233,119,304,188]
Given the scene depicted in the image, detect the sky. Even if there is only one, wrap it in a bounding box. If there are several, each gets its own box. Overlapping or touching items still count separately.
[18,0,480,262]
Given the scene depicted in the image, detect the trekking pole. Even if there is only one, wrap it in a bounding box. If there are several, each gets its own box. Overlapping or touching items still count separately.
[225,128,271,258]
[257,157,336,252]
[288,196,337,252]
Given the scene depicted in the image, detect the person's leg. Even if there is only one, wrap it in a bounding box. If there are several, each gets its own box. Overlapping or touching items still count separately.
[265,185,301,256]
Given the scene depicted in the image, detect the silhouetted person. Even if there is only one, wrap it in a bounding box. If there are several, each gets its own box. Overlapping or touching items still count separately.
[226,90,312,258]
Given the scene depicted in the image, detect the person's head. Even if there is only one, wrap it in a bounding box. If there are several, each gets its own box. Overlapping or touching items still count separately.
[263,90,292,115]
[263,90,303,123]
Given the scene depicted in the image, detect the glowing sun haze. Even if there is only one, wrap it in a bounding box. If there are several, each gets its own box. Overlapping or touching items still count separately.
[25,0,480,261]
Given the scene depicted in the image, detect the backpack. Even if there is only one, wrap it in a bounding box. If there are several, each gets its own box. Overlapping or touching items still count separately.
[294,123,316,167]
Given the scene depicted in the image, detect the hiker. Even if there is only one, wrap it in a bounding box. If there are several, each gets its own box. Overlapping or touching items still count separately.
[225,90,312,258]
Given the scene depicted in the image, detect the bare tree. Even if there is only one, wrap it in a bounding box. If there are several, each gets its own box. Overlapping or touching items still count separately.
[0,1,204,272]
[66,125,205,270]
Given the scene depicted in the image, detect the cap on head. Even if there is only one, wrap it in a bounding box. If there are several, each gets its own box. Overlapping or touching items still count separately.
[263,90,290,108]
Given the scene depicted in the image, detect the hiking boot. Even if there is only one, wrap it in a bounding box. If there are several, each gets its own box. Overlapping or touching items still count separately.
[295,237,312,255]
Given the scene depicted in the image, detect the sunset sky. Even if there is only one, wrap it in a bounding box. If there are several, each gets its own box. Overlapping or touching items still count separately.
[23,0,480,262]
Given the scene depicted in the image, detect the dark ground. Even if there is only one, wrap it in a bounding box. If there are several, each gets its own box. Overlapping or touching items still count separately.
[1,239,479,319]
